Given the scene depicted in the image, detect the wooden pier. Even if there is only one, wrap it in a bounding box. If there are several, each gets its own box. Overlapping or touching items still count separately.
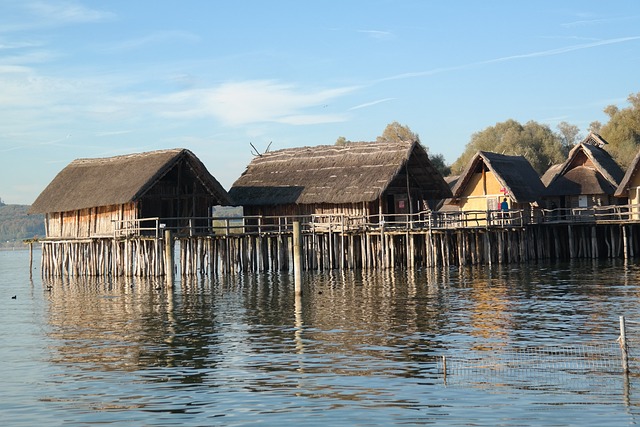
[36,204,640,278]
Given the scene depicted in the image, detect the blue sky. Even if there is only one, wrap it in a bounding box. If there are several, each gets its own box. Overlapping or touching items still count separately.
[2,0,640,204]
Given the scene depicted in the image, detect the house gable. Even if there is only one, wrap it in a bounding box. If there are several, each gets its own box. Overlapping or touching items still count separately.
[30,148,230,239]
[451,151,543,211]
[230,140,451,215]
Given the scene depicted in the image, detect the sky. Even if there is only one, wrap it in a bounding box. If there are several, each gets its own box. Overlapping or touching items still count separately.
[2,0,640,205]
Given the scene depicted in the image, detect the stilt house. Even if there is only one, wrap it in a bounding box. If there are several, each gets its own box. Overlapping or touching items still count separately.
[30,148,231,239]
[446,151,545,215]
[228,140,451,223]
[542,133,624,210]
[614,147,640,219]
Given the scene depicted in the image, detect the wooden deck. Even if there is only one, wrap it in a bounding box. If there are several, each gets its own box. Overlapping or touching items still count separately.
[37,204,640,278]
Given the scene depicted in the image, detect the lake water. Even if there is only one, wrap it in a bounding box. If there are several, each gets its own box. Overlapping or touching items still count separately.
[2,249,640,426]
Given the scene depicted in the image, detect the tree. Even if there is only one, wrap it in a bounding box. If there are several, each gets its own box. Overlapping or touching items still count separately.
[375,121,452,176]
[335,136,350,146]
[588,121,602,134]
[598,92,640,169]
[450,119,566,176]
[376,121,419,143]
[430,153,451,177]
[557,121,580,152]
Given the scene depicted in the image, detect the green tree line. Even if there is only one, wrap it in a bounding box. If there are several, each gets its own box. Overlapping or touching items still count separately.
[339,90,640,178]
[0,204,45,244]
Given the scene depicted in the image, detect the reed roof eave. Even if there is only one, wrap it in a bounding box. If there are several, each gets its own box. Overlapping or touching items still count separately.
[29,148,230,214]
[544,166,618,196]
[228,140,451,206]
[451,151,544,204]
[541,163,563,187]
[615,148,640,197]
[545,140,624,197]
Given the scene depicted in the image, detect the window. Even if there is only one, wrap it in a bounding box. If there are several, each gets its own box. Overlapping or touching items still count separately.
[578,195,588,208]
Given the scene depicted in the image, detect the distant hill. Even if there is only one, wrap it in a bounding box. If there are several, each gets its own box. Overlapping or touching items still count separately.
[0,202,45,247]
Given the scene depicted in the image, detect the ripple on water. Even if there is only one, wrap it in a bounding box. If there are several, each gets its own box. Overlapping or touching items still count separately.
[2,253,640,426]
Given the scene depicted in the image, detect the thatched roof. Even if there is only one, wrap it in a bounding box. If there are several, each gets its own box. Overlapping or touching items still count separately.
[435,175,461,212]
[450,151,544,204]
[445,175,460,188]
[615,147,640,197]
[541,163,563,186]
[30,149,230,214]
[581,132,608,148]
[229,140,451,206]
[545,166,617,196]
[544,138,623,197]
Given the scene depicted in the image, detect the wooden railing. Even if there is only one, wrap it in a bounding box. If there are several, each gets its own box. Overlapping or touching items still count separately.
[110,204,640,238]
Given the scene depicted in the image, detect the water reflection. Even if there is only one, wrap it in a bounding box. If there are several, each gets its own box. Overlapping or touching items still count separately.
[33,260,640,425]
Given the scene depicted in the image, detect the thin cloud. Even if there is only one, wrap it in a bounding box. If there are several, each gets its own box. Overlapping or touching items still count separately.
[562,15,640,28]
[358,29,394,40]
[104,31,201,52]
[0,134,70,153]
[157,80,359,126]
[349,98,396,111]
[479,36,640,64]
[0,65,32,74]
[95,130,134,137]
[2,49,60,66]
[377,36,640,82]
[0,1,115,33]
[375,66,463,83]
[0,39,44,49]
[27,1,115,24]
[277,114,349,125]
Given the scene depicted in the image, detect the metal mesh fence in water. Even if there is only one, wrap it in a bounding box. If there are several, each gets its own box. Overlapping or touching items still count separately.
[440,341,626,377]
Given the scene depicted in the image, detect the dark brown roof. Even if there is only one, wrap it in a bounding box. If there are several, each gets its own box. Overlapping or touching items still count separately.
[445,175,460,187]
[541,163,563,186]
[229,140,451,206]
[544,139,623,197]
[581,132,608,147]
[615,147,640,197]
[30,148,230,214]
[545,166,616,196]
[450,151,545,204]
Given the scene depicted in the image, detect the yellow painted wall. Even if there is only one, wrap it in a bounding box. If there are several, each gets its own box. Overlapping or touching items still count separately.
[462,197,492,211]
[459,170,505,211]
[622,169,640,219]
[629,170,640,191]
[630,187,640,219]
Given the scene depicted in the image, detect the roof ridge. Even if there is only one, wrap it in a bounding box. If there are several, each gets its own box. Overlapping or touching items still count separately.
[72,148,185,165]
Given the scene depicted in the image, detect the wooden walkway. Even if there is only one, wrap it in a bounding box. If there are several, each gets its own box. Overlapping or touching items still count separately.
[38,204,640,277]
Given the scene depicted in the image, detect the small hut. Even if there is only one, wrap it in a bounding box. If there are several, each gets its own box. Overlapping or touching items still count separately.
[30,148,230,239]
[542,133,624,210]
[614,147,640,218]
[228,140,451,223]
[447,151,544,216]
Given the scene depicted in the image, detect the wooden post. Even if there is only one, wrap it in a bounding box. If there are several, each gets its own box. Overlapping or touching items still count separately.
[620,315,630,374]
[442,355,447,383]
[408,232,415,269]
[568,225,575,259]
[293,221,302,296]
[29,241,34,279]
[623,225,629,261]
[164,229,174,288]
[380,220,386,268]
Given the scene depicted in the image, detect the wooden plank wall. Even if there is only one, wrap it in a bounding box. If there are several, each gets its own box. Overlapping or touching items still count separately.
[40,223,639,278]
[45,203,137,239]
